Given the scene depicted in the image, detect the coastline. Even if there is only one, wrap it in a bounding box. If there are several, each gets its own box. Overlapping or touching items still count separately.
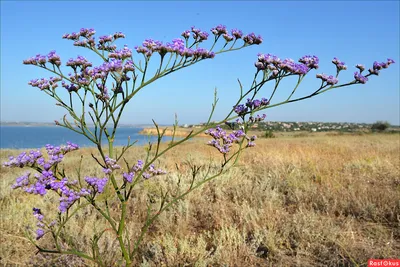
[140,127,209,137]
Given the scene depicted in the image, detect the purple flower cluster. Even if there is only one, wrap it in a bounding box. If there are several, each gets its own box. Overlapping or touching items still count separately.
[103,156,121,174]
[299,55,319,69]
[211,24,228,36]
[33,208,45,240]
[243,33,263,45]
[354,72,368,84]
[85,177,108,193]
[255,53,313,76]
[332,57,347,71]
[3,142,91,213]
[23,51,62,67]
[62,28,124,51]
[135,38,215,59]
[352,58,395,83]
[191,26,210,42]
[109,46,132,60]
[62,28,96,40]
[234,98,269,116]
[316,73,338,85]
[210,25,235,42]
[66,55,92,70]
[28,77,62,91]
[205,126,246,154]
[122,160,166,182]
[368,58,395,76]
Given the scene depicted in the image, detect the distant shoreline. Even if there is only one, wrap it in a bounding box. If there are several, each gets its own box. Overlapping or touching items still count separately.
[140,127,209,137]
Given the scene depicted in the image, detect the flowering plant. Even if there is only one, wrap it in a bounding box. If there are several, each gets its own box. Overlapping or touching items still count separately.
[3,25,394,266]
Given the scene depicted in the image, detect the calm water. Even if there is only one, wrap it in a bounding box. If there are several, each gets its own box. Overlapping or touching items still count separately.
[0,126,181,149]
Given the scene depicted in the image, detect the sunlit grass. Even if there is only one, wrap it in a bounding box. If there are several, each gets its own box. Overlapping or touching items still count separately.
[1,133,399,266]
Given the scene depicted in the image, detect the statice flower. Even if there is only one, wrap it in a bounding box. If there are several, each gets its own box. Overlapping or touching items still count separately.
[123,172,135,183]
[211,24,227,36]
[299,55,319,69]
[181,30,191,39]
[113,32,125,39]
[191,26,209,42]
[3,150,42,168]
[368,58,395,75]
[85,177,108,193]
[193,48,215,59]
[11,172,31,189]
[124,160,166,181]
[332,57,347,71]
[234,104,248,116]
[243,33,263,45]
[223,34,234,42]
[279,59,309,75]
[231,29,243,39]
[59,187,90,213]
[47,50,62,66]
[66,55,92,69]
[63,32,80,41]
[316,73,338,85]
[104,156,121,173]
[205,126,246,154]
[109,46,132,60]
[99,35,113,44]
[356,64,365,72]
[354,72,368,84]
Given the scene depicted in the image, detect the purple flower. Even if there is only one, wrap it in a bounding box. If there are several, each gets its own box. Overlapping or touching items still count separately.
[12,172,31,189]
[223,34,234,42]
[316,73,338,85]
[231,29,243,39]
[354,72,368,84]
[36,228,45,240]
[332,57,347,71]
[211,25,227,36]
[356,64,365,72]
[205,126,249,154]
[243,33,263,45]
[47,51,62,66]
[123,172,135,183]
[191,26,209,42]
[279,59,310,75]
[113,32,125,39]
[85,177,108,193]
[105,156,121,171]
[181,30,190,39]
[234,104,248,116]
[109,46,132,60]
[99,35,113,44]
[299,55,319,69]
[66,55,92,69]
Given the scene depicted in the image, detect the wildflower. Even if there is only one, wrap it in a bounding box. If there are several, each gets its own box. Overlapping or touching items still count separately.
[299,55,319,69]
[354,72,368,84]
[85,177,108,193]
[332,57,347,71]
[316,73,338,85]
[231,29,243,39]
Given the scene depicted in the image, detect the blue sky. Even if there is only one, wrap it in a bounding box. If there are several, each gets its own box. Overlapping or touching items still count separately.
[1,1,399,125]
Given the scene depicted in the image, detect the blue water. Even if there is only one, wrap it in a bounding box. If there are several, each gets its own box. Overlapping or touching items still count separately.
[0,126,182,149]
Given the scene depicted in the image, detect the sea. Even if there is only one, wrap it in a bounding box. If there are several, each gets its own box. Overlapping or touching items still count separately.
[0,126,182,149]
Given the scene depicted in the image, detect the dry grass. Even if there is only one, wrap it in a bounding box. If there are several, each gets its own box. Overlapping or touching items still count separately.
[1,133,399,266]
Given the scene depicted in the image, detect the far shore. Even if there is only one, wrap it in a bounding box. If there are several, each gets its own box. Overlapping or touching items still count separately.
[140,127,209,137]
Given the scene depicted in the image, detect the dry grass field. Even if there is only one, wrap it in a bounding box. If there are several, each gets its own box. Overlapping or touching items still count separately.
[1,133,399,266]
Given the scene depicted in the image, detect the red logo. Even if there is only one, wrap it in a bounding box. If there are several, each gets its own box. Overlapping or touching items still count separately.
[369,259,400,267]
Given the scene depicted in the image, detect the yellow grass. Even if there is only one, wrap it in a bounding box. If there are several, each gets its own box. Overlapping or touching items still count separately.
[1,133,399,266]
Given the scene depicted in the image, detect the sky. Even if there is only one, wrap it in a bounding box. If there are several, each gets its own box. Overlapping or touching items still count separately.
[1,1,399,125]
